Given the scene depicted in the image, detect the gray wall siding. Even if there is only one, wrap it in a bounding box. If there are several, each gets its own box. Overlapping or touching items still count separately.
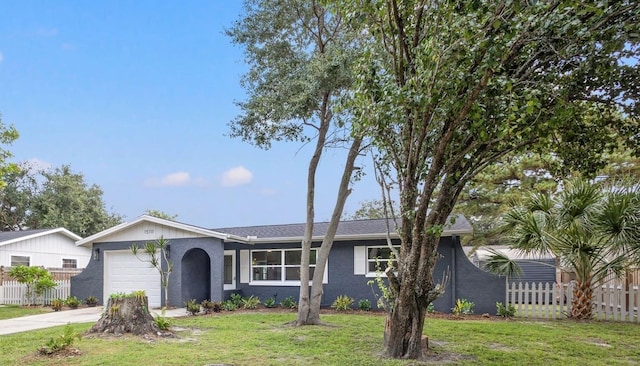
[71,237,225,306]
[225,237,505,313]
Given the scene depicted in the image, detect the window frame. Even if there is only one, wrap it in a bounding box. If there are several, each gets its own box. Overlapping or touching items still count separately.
[365,245,400,277]
[62,258,78,269]
[249,248,326,286]
[10,255,30,267]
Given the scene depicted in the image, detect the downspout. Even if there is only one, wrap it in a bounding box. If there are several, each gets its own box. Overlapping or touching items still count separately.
[451,236,458,307]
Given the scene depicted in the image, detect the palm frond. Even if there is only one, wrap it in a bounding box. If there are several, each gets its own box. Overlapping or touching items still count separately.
[482,248,522,278]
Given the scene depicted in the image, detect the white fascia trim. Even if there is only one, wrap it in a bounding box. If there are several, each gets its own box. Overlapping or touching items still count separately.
[76,215,249,247]
[0,227,82,248]
[243,229,470,244]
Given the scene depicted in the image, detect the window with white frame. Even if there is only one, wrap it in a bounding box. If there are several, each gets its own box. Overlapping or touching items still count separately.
[251,249,317,282]
[62,258,77,269]
[11,255,30,267]
[367,246,399,274]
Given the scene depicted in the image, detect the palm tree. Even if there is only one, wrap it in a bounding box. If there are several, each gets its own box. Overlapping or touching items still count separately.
[496,178,640,319]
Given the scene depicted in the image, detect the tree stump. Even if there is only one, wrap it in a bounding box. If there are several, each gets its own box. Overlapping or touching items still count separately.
[87,296,166,336]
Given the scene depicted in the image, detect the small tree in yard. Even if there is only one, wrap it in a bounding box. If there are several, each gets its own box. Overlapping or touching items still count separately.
[131,236,173,307]
[9,266,56,306]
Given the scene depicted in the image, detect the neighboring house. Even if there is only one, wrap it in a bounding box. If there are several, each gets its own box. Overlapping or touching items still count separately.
[470,246,558,285]
[0,228,87,269]
[71,215,505,313]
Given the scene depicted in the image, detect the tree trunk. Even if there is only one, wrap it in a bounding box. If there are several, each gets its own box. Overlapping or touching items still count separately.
[87,296,166,336]
[570,279,594,320]
[385,291,427,359]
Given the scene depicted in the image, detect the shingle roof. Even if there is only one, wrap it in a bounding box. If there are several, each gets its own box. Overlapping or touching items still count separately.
[0,229,52,242]
[213,214,471,240]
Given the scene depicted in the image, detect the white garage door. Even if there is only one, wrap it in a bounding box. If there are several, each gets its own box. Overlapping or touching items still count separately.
[104,250,161,308]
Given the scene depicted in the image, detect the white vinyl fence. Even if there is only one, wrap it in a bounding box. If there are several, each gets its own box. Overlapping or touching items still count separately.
[506,281,640,322]
[0,280,71,306]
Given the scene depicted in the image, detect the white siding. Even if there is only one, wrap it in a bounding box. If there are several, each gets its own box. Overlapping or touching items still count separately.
[99,222,206,243]
[0,233,91,268]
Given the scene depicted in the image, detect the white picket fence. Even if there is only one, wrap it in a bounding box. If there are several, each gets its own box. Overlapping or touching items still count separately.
[0,280,71,306]
[506,281,640,322]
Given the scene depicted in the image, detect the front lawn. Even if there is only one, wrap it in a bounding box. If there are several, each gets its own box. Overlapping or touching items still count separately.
[0,305,51,320]
[1,312,639,365]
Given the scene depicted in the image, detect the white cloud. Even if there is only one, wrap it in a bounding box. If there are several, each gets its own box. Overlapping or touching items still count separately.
[161,172,190,186]
[221,166,253,187]
[144,171,192,187]
[0,52,3,63]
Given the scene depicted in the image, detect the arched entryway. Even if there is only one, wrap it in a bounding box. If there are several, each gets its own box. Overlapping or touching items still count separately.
[181,248,211,304]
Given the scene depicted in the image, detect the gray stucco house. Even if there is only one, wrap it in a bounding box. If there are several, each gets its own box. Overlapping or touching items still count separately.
[71,214,504,314]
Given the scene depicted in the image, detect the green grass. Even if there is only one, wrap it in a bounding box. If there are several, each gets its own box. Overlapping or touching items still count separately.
[0,312,639,365]
[0,305,51,320]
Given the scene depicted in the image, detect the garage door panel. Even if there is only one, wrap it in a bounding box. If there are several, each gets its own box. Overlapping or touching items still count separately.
[104,250,161,308]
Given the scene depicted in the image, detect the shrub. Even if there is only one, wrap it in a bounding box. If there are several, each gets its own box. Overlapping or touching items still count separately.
[242,295,261,309]
[65,296,81,309]
[280,296,297,309]
[427,302,436,314]
[201,299,222,314]
[185,299,200,316]
[51,298,64,311]
[84,296,99,307]
[332,295,354,311]
[452,298,475,315]
[154,308,171,330]
[222,300,237,311]
[39,324,81,355]
[264,297,277,308]
[229,293,244,307]
[358,298,372,311]
[9,266,57,306]
[496,302,517,318]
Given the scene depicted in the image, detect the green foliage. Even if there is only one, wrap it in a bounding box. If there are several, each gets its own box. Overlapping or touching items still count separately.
[0,114,19,191]
[109,292,127,300]
[65,296,80,309]
[332,295,354,311]
[27,165,123,237]
[427,303,435,314]
[242,295,261,310]
[154,308,171,330]
[222,300,237,311]
[50,298,63,311]
[131,236,173,307]
[39,323,80,355]
[263,297,277,308]
[9,266,56,306]
[452,299,475,316]
[279,296,297,309]
[185,299,201,316]
[144,209,178,220]
[229,293,244,307]
[496,302,517,318]
[84,296,99,306]
[366,261,395,312]
[0,163,38,231]
[358,298,371,311]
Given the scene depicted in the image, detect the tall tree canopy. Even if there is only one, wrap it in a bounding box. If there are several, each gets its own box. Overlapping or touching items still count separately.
[335,0,639,359]
[228,0,365,325]
[18,165,123,236]
[0,114,20,188]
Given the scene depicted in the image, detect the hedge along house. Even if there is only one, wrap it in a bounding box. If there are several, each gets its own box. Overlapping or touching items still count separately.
[71,214,505,313]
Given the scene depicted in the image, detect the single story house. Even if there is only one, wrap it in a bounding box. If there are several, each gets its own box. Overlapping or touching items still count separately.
[71,215,505,314]
[0,228,87,269]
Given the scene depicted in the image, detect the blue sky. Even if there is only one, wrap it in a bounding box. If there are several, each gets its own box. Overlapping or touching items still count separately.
[0,1,379,228]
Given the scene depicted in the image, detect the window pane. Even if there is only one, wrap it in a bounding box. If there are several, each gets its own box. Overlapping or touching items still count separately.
[11,256,29,267]
[285,266,315,281]
[252,267,281,281]
[285,250,301,265]
[224,255,233,285]
[62,259,77,269]
[309,250,317,265]
[252,251,281,265]
[368,247,394,260]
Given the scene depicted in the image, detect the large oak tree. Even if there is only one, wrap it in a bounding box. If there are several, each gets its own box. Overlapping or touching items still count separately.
[335,0,639,359]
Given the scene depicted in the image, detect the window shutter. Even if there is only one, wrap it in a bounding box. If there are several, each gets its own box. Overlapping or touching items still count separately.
[240,250,250,284]
[354,246,366,275]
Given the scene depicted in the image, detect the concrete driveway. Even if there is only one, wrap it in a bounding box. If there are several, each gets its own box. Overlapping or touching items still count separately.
[0,307,187,335]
